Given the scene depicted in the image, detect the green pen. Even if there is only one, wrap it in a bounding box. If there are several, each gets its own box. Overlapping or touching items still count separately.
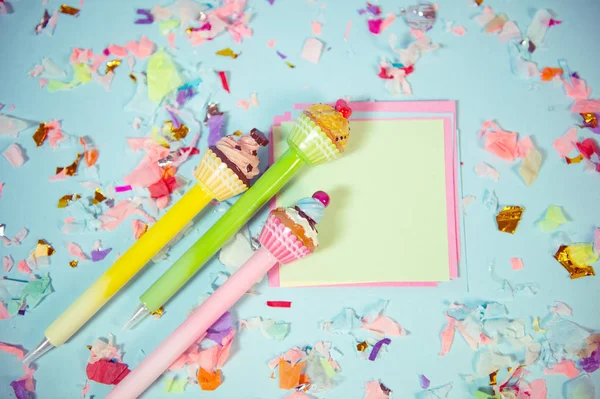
[124,101,353,328]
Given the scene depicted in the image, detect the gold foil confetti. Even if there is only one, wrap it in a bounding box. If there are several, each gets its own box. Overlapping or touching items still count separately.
[150,307,165,318]
[105,59,121,74]
[91,189,107,205]
[475,0,484,5]
[129,73,137,83]
[56,153,83,176]
[58,194,81,208]
[489,370,498,386]
[59,4,80,16]
[285,61,296,68]
[166,121,189,140]
[496,206,524,234]
[69,260,79,268]
[216,48,239,58]
[566,154,584,164]
[233,130,243,136]
[33,123,50,147]
[581,112,598,128]
[356,341,368,352]
[36,239,55,257]
[554,244,596,279]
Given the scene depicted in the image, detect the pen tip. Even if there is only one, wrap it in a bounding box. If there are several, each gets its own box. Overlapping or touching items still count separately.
[122,303,150,330]
[22,338,54,365]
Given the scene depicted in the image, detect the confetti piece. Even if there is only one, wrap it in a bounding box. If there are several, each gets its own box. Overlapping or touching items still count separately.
[301,37,323,64]
[0,114,32,138]
[510,257,524,270]
[474,162,499,181]
[17,260,31,274]
[566,154,584,164]
[115,185,133,193]
[197,368,222,391]
[135,9,154,24]
[33,123,50,146]
[285,61,295,68]
[218,71,230,93]
[368,337,391,361]
[364,380,391,399]
[86,359,131,385]
[540,67,563,81]
[516,136,535,158]
[67,242,87,261]
[571,99,600,114]
[70,260,79,268]
[278,359,305,389]
[3,144,27,168]
[91,248,112,262]
[362,315,406,336]
[312,21,322,35]
[419,374,430,389]
[485,131,518,162]
[344,20,352,41]
[518,148,542,186]
[125,36,156,59]
[564,374,595,399]
[276,50,287,59]
[267,301,291,308]
[216,48,239,58]
[544,359,581,379]
[35,9,51,34]
[3,255,14,272]
[553,127,578,157]
[537,205,568,232]
[554,244,596,279]
[496,206,524,234]
[267,40,276,48]
[549,301,572,315]
[164,377,187,393]
[132,220,148,239]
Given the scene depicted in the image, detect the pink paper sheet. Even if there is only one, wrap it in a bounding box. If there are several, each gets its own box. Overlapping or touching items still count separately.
[268,101,459,288]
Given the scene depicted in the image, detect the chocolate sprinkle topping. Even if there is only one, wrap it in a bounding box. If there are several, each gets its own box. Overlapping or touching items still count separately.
[250,128,269,146]
[209,146,250,186]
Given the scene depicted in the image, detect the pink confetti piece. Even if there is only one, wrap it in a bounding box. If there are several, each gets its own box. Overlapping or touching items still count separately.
[362,315,406,336]
[132,220,148,240]
[549,301,572,315]
[498,20,521,42]
[81,381,90,398]
[564,76,591,99]
[474,162,499,181]
[544,359,581,379]
[368,18,382,35]
[3,255,14,272]
[100,200,155,231]
[167,33,177,49]
[312,21,322,35]
[2,144,27,168]
[485,131,518,162]
[344,20,352,41]
[0,182,3,199]
[0,342,27,359]
[67,242,88,261]
[218,71,230,93]
[266,40,276,48]
[0,302,10,319]
[115,185,132,193]
[529,379,547,399]
[249,92,259,107]
[49,168,69,182]
[439,315,456,356]
[125,36,156,59]
[379,14,395,33]
[510,257,524,270]
[368,337,391,361]
[553,127,578,158]
[451,25,466,36]
[17,260,31,274]
[301,37,323,64]
[364,381,390,399]
[594,228,600,254]
[571,99,600,113]
[462,195,475,214]
[236,99,249,111]
[516,136,535,158]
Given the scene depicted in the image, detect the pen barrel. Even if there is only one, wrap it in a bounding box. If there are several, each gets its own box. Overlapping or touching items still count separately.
[107,247,277,399]
[140,149,304,312]
[44,184,213,346]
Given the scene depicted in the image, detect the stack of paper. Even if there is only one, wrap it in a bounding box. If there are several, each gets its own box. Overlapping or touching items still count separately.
[268,101,461,288]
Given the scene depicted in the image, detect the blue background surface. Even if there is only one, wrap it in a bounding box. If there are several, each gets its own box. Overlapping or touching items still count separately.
[1,0,600,397]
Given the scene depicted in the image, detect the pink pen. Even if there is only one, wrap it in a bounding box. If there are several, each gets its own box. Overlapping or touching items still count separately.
[107,191,330,398]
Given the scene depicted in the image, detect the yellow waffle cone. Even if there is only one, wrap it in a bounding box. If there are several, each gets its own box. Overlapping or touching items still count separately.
[194,149,248,201]
[287,104,350,166]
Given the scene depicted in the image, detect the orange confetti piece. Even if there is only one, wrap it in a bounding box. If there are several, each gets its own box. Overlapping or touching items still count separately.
[278,359,306,390]
[197,368,222,391]
[33,123,50,146]
[85,149,99,167]
[540,67,563,81]
[566,154,584,164]
[298,373,311,391]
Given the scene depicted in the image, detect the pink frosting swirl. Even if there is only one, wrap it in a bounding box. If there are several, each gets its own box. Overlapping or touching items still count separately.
[215,135,260,179]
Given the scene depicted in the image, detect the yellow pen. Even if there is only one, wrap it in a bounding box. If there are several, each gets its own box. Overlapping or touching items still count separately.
[23,129,269,364]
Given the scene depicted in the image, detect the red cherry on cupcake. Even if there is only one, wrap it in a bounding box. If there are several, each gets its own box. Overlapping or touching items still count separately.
[312,191,330,207]
[335,99,352,119]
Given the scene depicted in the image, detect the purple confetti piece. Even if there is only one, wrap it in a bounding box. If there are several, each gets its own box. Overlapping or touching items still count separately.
[176,88,194,106]
[168,110,181,129]
[571,72,580,79]
[10,379,27,399]
[368,337,391,361]
[135,9,154,24]
[207,113,225,147]
[276,50,287,59]
[358,9,366,15]
[419,374,430,389]
[115,185,132,193]
[581,350,600,373]
[206,312,233,343]
[91,248,112,262]
[267,0,274,4]
[366,4,381,15]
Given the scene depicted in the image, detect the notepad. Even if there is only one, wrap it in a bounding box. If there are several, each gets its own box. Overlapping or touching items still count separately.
[268,102,460,288]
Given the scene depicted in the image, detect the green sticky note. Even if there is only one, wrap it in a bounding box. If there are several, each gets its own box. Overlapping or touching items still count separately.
[159,20,180,35]
[319,357,336,379]
[265,322,290,341]
[72,63,92,84]
[537,205,568,232]
[147,49,183,103]
[47,80,73,92]
[164,378,188,393]
[20,274,53,308]
[274,120,452,287]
